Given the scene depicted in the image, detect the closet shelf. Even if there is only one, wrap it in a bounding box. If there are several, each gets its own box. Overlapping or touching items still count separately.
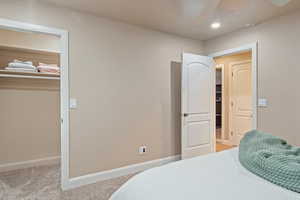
[0,70,60,80]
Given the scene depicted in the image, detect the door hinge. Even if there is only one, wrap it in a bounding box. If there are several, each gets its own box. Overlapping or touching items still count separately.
[61,118,64,123]
[231,131,233,136]
[232,72,234,77]
[231,101,234,107]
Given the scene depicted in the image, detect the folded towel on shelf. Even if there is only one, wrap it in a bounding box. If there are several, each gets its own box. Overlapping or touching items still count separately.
[13,59,33,65]
[8,63,36,69]
[8,59,36,69]
[5,67,37,73]
[37,63,60,74]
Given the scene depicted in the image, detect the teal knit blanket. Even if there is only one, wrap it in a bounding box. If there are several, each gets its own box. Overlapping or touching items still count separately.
[239,130,300,193]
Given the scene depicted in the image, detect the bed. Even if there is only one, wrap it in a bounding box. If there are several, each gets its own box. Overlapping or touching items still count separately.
[110,148,300,200]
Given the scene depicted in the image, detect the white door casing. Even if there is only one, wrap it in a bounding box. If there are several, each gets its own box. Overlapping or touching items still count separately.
[181,53,215,159]
[229,60,253,145]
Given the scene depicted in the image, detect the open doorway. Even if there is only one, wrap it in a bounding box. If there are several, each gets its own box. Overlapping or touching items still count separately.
[0,18,69,190]
[181,44,257,158]
[214,51,253,152]
[0,27,62,187]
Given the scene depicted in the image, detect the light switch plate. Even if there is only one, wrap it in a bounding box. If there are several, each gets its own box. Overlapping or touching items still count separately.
[70,98,77,109]
[258,98,267,107]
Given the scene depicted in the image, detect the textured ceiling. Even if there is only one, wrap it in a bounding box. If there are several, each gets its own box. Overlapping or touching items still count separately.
[39,0,300,40]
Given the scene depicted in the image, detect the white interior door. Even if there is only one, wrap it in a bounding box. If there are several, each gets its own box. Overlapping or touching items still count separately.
[229,60,252,145]
[181,53,215,159]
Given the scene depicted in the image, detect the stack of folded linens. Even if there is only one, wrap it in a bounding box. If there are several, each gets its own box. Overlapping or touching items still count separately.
[239,130,300,193]
[5,59,37,72]
[37,63,60,75]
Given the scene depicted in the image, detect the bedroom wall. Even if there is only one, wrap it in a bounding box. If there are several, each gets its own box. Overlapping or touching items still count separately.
[0,0,204,177]
[0,29,60,168]
[214,51,252,141]
[205,11,300,146]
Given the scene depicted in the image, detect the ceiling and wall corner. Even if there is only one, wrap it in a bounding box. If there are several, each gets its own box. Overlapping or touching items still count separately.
[35,0,300,40]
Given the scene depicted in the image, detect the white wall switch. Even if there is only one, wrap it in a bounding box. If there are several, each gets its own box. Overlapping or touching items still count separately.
[70,98,77,109]
[258,98,268,107]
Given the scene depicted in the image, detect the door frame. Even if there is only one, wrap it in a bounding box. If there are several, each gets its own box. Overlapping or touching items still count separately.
[209,42,258,148]
[228,60,252,145]
[0,18,70,190]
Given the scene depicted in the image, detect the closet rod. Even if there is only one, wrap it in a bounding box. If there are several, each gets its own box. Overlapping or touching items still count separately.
[0,74,60,80]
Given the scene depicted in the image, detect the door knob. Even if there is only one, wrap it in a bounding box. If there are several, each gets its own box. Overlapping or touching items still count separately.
[183,113,189,117]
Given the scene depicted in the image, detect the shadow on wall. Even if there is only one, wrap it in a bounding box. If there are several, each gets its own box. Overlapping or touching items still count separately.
[170,61,182,154]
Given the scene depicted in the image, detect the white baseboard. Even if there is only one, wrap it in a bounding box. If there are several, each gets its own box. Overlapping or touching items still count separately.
[0,156,60,173]
[63,154,181,190]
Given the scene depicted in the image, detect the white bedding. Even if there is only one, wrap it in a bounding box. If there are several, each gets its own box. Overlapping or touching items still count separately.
[110,148,300,200]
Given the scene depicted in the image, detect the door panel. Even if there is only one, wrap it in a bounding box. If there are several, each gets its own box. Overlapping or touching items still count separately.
[230,60,252,145]
[187,65,211,114]
[182,53,215,159]
[187,121,210,147]
[235,116,252,140]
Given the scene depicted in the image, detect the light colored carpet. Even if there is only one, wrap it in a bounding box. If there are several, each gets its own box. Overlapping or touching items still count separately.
[0,164,134,200]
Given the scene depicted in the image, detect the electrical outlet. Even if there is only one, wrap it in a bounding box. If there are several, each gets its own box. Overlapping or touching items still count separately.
[139,146,147,155]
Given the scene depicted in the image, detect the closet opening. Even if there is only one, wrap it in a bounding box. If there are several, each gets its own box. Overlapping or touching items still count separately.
[0,27,62,187]
[214,51,253,152]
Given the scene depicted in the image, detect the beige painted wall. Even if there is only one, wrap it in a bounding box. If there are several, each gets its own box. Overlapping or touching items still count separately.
[0,86,60,165]
[214,52,251,140]
[0,0,204,177]
[0,28,60,52]
[0,29,60,166]
[205,11,300,146]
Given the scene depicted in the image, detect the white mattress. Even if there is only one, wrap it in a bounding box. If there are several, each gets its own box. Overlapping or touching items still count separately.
[110,148,300,200]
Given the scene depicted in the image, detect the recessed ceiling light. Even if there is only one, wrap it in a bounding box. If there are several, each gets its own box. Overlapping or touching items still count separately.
[211,22,221,29]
